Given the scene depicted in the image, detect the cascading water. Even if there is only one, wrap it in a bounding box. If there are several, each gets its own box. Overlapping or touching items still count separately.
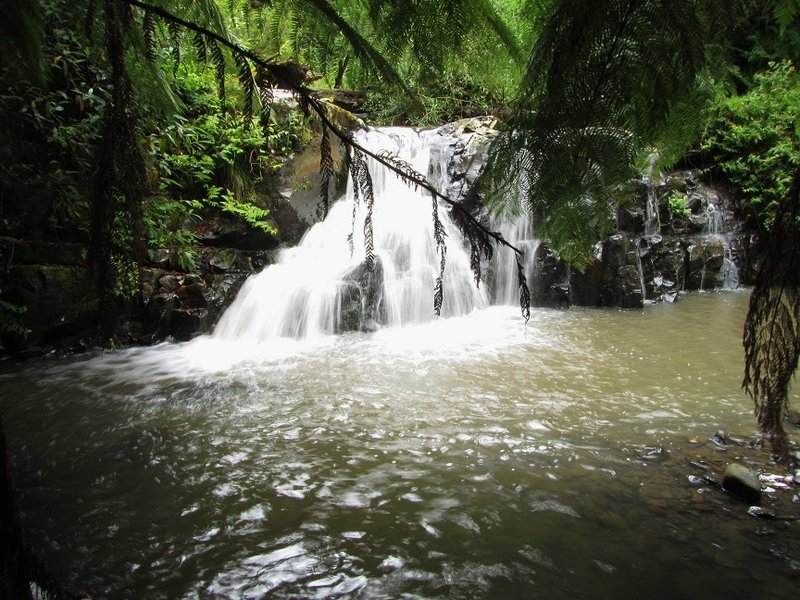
[213,127,491,342]
[704,202,740,289]
[490,213,538,306]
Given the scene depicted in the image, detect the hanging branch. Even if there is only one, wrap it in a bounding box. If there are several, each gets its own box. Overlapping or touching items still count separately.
[121,0,530,320]
[167,20,181,75]
[516,254,531,324]
[743,168,800,465]
[348,147,376,272]
[345,143,359,256]
[432,196,448,316]
[233,51,255,128]
[142,9,156,62]
[192,30,207,63]
[208,38,226,114]
[319,123,334,218]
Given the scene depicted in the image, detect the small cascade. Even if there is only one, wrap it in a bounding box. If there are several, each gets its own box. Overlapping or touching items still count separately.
[644,182,659,237]
[489,213,539,306]
[213,127,490,342]
[703,202,739,290]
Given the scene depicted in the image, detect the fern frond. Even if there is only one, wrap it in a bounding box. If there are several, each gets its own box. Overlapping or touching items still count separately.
[449,206,495,288]
[193,30,207,62]
[298,0,416,99]
[743,168,800,464]
[267,0,290,55]
[375,150,426,191]
[167,20,181,75]
[234,50,255,128]
[774,0,800,34]
[208,37,226,113]
[432,197,448,316]
[142,9,157,63]
[319,123,335,218]
[473,0,524,64]
[257,75,273,132]
[347,145,375,271]
[487,0,733,269]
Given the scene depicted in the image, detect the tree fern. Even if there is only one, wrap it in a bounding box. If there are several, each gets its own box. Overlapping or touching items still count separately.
[485,0,739,269]
[774,0,800,33]
[743,168,800,464]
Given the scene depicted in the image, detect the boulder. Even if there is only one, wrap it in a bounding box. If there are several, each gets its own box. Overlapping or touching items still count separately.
[722,463,762,504]
[531,244,571,308]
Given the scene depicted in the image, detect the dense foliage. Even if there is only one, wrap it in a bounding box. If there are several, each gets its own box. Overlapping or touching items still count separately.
[702,60,800,228]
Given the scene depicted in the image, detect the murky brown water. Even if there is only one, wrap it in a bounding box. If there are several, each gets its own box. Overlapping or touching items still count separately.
[2,291,798,599]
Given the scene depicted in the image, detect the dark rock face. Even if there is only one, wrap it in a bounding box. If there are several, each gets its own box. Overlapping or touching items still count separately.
[0,239,97,353]
[529,170,748,309]
[531,245,571,308]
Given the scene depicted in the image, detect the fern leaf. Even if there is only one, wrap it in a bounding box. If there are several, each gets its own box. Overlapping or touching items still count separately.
[516,253,531,324]
[774,0,800,34]
[234,50,255,128]
[432,197,448,316]
[143,9,157,63]
[208,38,226,114]
[167,20,181,75]
[319,123,335,218]
[486,0,730,270]
[449,205,495,288]
[299,0,417,100]
[376,150,426,191]
[258,77,273,133]
[193,30,207,62]
[348,145,375,270]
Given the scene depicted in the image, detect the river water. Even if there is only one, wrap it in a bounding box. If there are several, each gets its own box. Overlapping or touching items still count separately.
[3,126,799,598]
[2,291,799,599]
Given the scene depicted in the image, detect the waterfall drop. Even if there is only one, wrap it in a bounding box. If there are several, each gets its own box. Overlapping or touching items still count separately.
[213,127,495,342]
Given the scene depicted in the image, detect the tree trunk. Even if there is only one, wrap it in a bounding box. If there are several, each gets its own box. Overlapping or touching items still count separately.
[90,0,147,342]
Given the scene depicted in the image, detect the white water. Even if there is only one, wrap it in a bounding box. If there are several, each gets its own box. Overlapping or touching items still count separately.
[213,128,491,342]
[490,213,538,305]
[704,202,740,290]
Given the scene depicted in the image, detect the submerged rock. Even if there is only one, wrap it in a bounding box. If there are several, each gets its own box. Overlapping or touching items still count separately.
[722,463,762,504]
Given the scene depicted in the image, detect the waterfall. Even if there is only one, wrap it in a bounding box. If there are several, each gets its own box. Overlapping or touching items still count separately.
[703,202,739,290]
[644,182,659,237]
[490,213,538,306]
[213,127,492,342]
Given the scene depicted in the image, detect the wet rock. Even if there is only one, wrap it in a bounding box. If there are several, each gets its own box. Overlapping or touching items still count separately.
[599,234,644,308]
[785,409,800,428]
[159,274,180,292]
[336,257,385,333]
[722,463,762,504]
[531,244,571,308]
[1,264,97,352]
[617,205,646,234]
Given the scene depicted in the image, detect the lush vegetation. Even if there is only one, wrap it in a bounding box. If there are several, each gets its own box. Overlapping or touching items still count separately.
[2,1,800,597]
[702,60,800,228]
